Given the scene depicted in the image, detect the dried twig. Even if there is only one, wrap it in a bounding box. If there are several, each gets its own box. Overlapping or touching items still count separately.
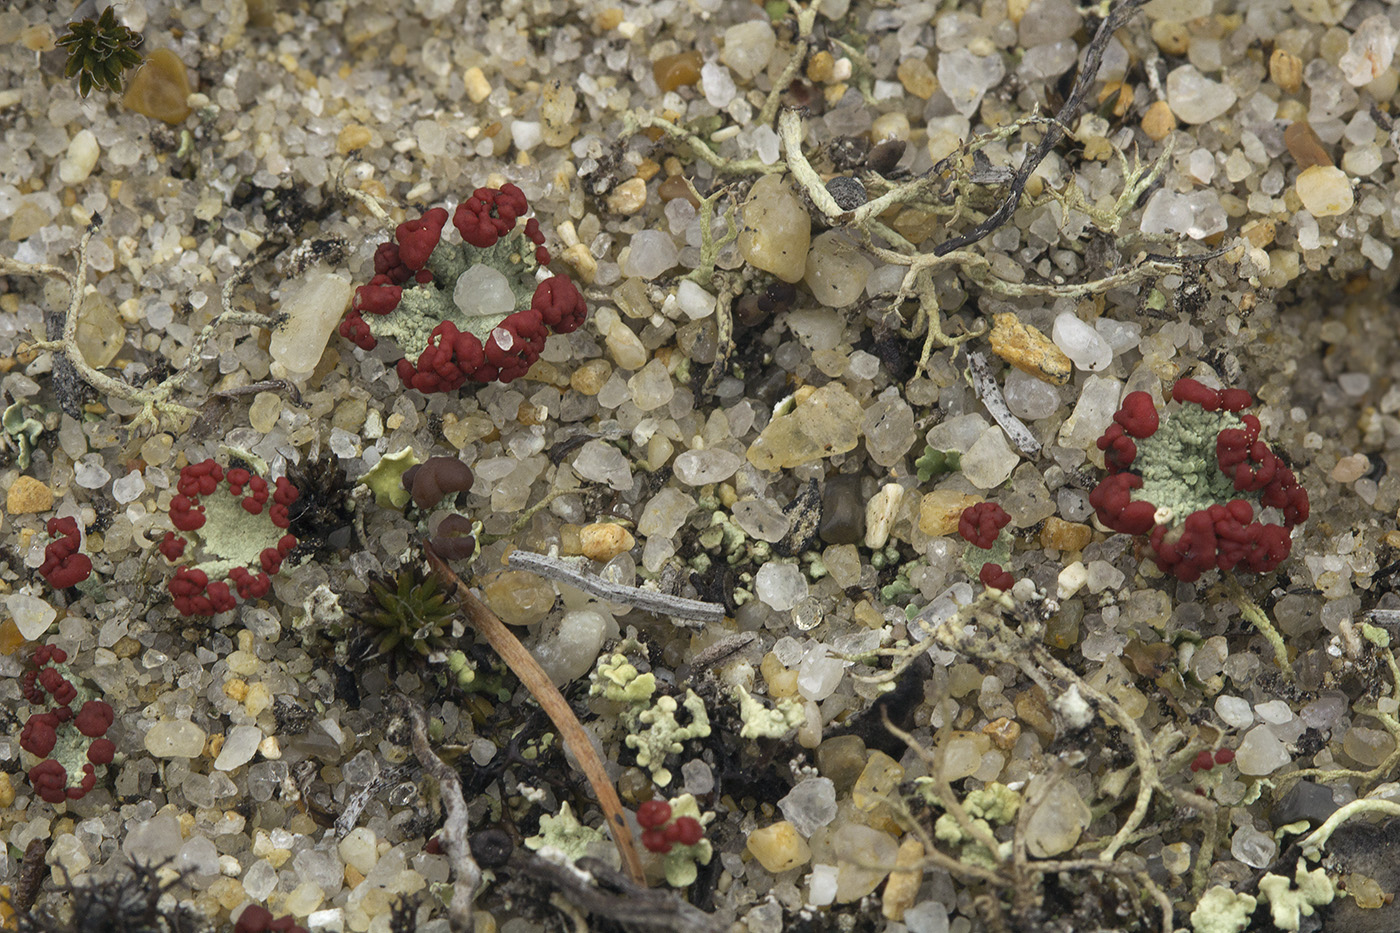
[398,695,481,932]
[964,349,1041,457]
[425,544,647,884]
[507,550,726,624]
[510,851,723,933]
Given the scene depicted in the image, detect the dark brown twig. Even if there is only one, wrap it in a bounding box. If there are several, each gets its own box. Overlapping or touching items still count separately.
[511,852,723,933]
[934,0,1150,257]
[425,544,647,884]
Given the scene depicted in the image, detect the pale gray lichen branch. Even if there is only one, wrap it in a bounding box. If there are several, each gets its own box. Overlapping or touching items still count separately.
[398,695,481,933]
[507,550,726,624]
[6,218,276,436]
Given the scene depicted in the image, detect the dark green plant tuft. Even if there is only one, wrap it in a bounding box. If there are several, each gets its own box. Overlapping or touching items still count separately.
[56,6,145,98]
[358,566,459,663]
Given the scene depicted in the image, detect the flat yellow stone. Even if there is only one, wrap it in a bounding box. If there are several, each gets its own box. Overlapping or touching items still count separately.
[746,821,811,873]
[918,490,980,537]
[1039,516,1092,552]
[337,124,373,153]
[7,475,53,514]
[988,313,1071,386]
[579,522,635,562]
[123,49,193,125]
[881,837,925,921]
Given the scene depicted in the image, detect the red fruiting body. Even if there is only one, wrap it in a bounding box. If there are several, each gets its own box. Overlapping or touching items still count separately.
[20,642,115,804]
[979,562,1015,591]
[667,816,705,847]
[161,460,300,617]
[641,829,672,854]
[958,502,1012,550]
[1190,750,1215,772]
[1088,379,1309,582]
[39,516,93,589]
[21,711,61,758]
[1214,748,1235,766]
[637,799,673,829]
[340,185,587,390]
[75,700,115,737]
[234,905,310,933]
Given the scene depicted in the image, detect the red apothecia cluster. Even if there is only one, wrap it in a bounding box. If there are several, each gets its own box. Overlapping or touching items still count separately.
[234,906,308,933]
[636,799,705,854]
[158,459,299,616]
[1191,748,1236,772]
[39,516,92,588]
[20,643,116,803]
[958,501,1015,590]
[340,184,587,390]
[1089,379,1309,582]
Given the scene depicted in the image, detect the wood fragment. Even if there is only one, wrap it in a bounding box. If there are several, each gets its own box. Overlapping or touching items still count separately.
[426,544,648,884]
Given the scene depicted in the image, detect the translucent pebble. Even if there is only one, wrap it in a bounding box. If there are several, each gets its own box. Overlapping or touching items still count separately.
[638,487,696,537]
[1339,15,1397,86]
[779,777,838,837]
[1230,825,1278,869]
[862,392,915,467]
[271,265,353,380]
[756,562,808,612]
[904,901,951,933]
[833,824,899,901]
[1233,724,1292,775]
[112,469,145,503]
[1254,700,1295,725]
[510,120,542,152]
[627,358,674,412]
[804,232,872,307]
[753,124,780,164]
[177,836,220,877]
[571,439,633,490]
[674,448,742,485]
[1214,695,1254,729]
[682,759,715,795]
[454,264,514,318]
[338,828,379,875]
[720,20,776,81]
[144,720,208,758]
[242,859,279,900]
[1165,65,1236,124]
[1003,368,1060,420]
[532,609,609,685]
[214,725,263,771]
[960,427,1020,490]
[1300,694,1347,730]
[123,814,183,865]
[74,455,112,489]
[1052,313,1113,372]
[797,644,844,701]
[746,821,810,873]
[8,593,57,640]
[676,280,716,320]
[621,230,679,280]
[808,864,839,906]
[937,48,1005,116]
[700,62,736,108]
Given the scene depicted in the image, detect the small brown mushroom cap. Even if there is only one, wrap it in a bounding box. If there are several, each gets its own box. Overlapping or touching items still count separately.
[430,513,476,560]
[401,457,475,509]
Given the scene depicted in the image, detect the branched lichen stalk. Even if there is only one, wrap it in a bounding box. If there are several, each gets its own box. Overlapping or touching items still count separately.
[1225,573,1293,678]
[399,696,481,933]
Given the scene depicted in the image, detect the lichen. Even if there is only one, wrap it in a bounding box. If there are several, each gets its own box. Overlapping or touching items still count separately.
[734,685,805,739]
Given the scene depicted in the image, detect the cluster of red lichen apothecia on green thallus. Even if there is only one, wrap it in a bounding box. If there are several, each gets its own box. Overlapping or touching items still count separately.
[340,184,587,391]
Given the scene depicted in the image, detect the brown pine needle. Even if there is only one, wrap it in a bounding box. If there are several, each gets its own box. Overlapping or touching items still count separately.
[425,544,647,885]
